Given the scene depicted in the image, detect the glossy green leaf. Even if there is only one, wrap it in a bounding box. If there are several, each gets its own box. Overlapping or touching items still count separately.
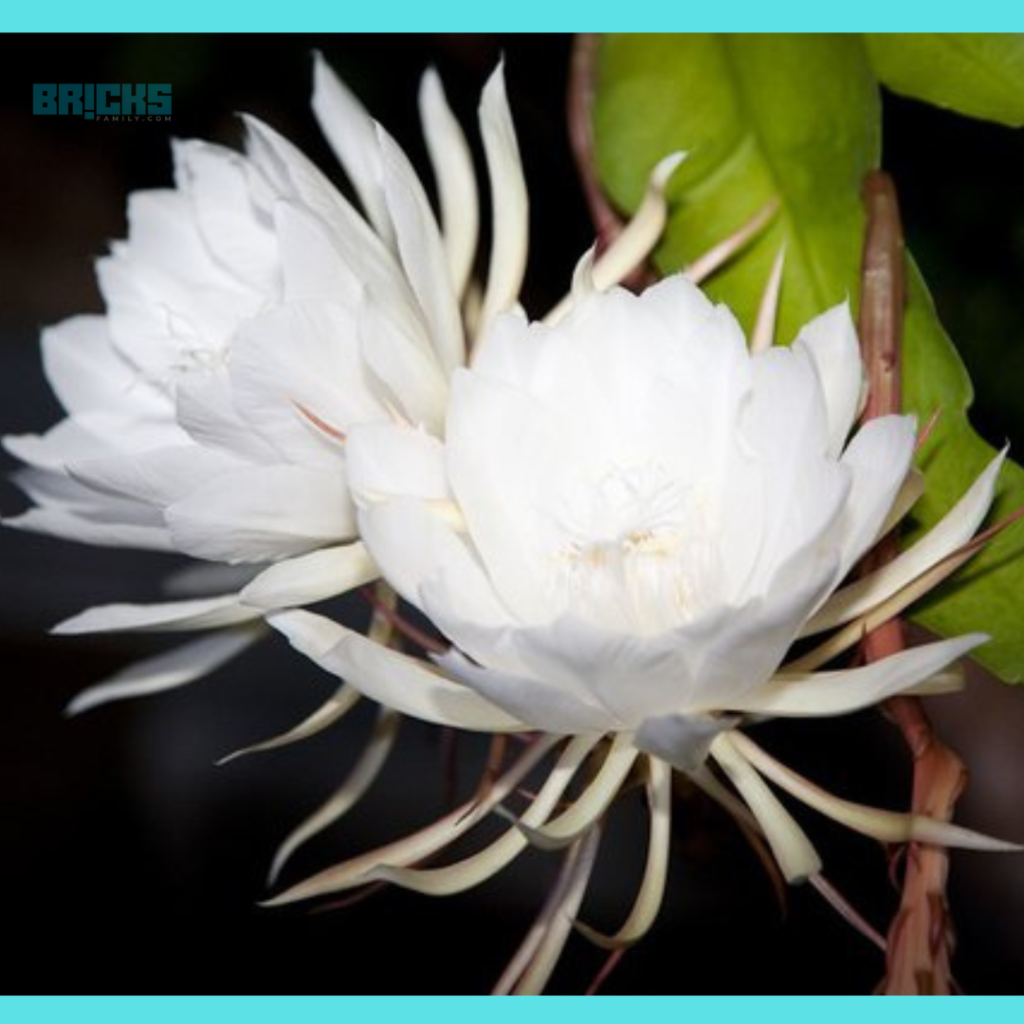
[593,33,1024,681]
[865,34,1024,127]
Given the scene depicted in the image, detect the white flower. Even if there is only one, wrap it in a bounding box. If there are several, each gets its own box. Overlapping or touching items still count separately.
[4,57,687,717]
[303,276,997,761]
[268,274,1013,987]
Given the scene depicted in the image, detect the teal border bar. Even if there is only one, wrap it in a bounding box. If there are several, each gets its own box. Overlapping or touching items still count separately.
[2,2,1024,31]
[1,997,1022,1017]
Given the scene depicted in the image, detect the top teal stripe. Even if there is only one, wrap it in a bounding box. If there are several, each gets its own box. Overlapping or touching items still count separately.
[1,997,1023,1018]
[2,3,1024,31]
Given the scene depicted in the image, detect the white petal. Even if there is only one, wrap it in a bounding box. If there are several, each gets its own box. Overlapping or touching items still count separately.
[101,189,260,369]
[66,626,262,716]
[355,296,449,435]
[176,372,280,462]
[54,595,259,634]
[6,409,183,469]
[792,302,865,458]
[477,63,529,338]
[634,713,737,773]
[269,609,526,732]
[41,315,167,421]
[829,414,918,577]
[311,52,393,245]
[229,300,385,466]
[357,498,517,658]
[274,199,363,306]
[166,463,355,564]
[243,116,421,333]
[734,633,985,717]
[739,343,843,595]
[346,424,451,508]
[242,114,384,264]
[377,125,465,374]
[172,139,279,292]
[445,370,562,623]
[804,448,1006,636]
[162,563,260,598]
[437,647,612,735]
[419,68,479,297]
[240,543,378,609]
[69,445,245,511]
[686,559,842,712]
[3,507,173,551]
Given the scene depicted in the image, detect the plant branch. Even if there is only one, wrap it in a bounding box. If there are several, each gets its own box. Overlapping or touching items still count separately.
[859,170,966,996]
[568,33,655,290]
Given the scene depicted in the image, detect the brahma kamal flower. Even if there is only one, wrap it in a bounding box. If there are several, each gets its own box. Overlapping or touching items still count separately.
[2,55,696,716]
[268,273,1018,992]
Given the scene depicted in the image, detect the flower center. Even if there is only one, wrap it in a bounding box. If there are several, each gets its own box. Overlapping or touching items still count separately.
[549,462,721,634]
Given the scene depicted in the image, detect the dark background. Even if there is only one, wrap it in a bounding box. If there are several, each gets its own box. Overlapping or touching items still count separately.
[2,34,1024,994]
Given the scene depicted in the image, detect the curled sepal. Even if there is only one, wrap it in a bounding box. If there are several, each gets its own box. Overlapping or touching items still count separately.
[493,827,603,996]
[575,755,673,950]
[545,153,685,324]
[268,707,401,885]
[217,685,360,766]
[66,625,263,716]
[711,733,823,884]
[498,733,636,851]
[730,731,1021,852]
[263,734,560,906]
[802,449,1007,637]
[735,634,982,718]
[372,734,600,896]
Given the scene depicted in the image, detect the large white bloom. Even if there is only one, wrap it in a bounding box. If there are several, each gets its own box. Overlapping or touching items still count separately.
[268,275,1013,986]
[4,56,687,716]
[299,276,996,762]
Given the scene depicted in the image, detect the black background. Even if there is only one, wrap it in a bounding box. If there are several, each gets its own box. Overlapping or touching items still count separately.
[2,34,1024,993]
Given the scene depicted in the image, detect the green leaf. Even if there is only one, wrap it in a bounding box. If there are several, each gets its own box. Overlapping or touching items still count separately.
[592,33,1024,682]
[865,33,1024,128]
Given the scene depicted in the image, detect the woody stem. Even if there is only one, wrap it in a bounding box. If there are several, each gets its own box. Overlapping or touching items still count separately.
[859,170,966,996]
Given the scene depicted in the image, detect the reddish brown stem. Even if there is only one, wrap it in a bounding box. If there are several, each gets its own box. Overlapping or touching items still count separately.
[568,33,655,290]
[859,171,966,996]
